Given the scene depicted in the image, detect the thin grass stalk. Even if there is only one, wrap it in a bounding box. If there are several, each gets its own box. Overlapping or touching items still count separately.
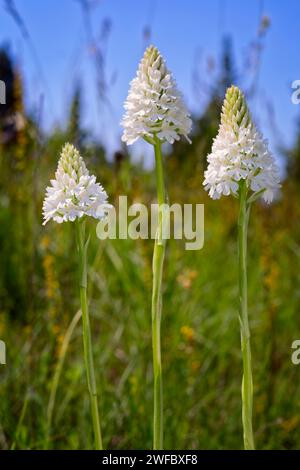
[238,180,255,450]
[10,393,30,450]
[75,218,103,450]
[46,309,82,448]
[151,136,166,450]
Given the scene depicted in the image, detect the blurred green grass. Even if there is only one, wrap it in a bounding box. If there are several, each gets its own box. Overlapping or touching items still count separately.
[1,158,300,449]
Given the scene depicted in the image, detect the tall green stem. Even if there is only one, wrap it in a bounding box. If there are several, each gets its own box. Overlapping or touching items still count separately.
[151,136,166,450]
[75,219,103,450]
[238,181,255,450]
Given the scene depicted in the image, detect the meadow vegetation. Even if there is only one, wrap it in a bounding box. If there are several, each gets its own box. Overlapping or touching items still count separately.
[0,36,300,449]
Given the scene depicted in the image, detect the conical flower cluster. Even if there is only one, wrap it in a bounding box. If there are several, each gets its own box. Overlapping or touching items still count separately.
[121,45,192,145]
[203,86,280,203]
[43,143,111,225]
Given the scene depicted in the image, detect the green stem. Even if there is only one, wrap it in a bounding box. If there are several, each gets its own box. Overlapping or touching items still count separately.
[238,181,255,450]
[75,219,103,450]
[151,136,166,450]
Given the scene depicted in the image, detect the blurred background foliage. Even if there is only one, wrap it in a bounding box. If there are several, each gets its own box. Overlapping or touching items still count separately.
[0,3,300,450]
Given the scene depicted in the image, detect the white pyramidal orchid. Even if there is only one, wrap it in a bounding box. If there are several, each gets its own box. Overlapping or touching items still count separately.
[203,85,280,203]
[203,86,281,450]
[43,143,111,225]
[122,46,191,450]
[43,142,111,449]
[121,45,192,145]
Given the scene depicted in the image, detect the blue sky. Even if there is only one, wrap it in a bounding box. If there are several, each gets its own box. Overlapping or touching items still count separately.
[1,0,300,162]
